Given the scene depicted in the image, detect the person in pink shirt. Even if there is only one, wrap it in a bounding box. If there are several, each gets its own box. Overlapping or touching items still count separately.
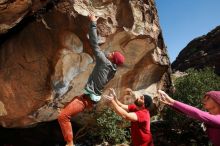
[158,90,220,146]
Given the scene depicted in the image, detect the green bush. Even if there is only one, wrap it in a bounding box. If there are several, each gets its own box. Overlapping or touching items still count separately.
[88,107,130,145]
[162,68,220,145]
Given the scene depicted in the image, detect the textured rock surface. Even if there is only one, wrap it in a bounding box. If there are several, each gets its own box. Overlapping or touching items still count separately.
[0,0,51,34]
[0,0,171,128]
[172,25,220,74]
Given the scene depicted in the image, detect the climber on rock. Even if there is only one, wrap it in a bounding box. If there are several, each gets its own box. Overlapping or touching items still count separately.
[57,13,125,146]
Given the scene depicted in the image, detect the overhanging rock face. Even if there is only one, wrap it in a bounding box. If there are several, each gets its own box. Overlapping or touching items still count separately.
[0,0,171,128]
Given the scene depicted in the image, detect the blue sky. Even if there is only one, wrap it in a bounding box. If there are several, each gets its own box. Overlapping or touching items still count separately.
[155,0,220,62]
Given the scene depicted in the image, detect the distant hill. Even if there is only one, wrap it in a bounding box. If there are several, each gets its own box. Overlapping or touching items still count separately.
[172,25,220,75]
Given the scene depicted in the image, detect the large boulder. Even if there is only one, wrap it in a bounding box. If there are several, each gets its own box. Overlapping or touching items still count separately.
[0,0,51,34]
[0,0,171,128]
